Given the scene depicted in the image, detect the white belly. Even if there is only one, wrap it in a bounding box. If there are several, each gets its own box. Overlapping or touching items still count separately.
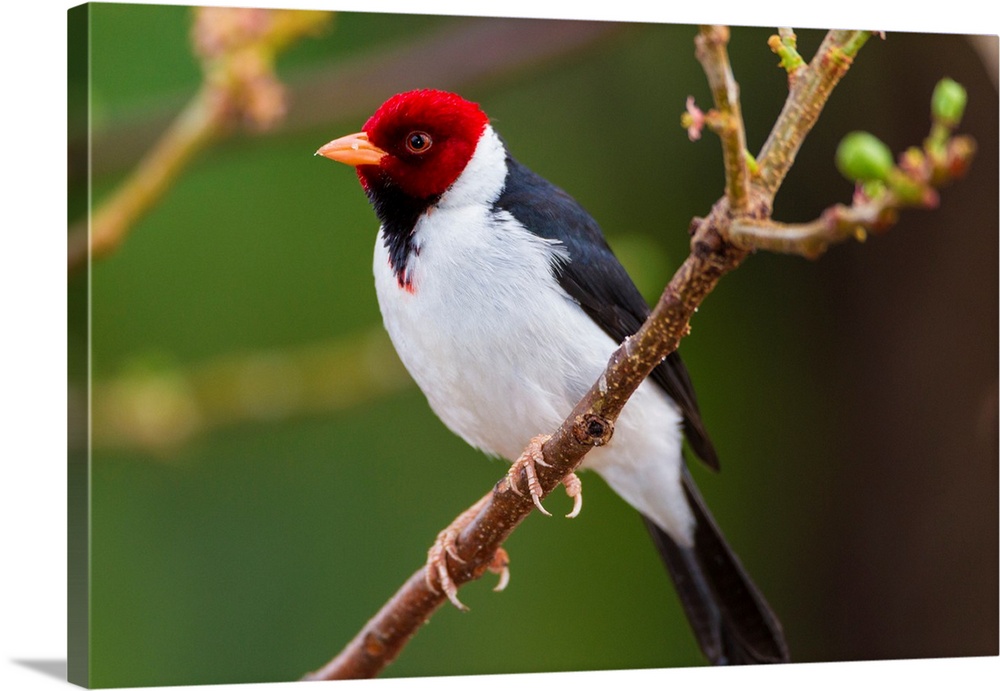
[371,204,694,543]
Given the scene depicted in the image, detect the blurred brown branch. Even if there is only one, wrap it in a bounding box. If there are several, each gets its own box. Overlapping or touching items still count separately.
[82,328,409,454]
[68,8,332,273]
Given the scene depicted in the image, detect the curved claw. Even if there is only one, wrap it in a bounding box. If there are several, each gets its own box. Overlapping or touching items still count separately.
[563,472,583,518]
[507,434,553,516]
[489,548,511,592]
[426,528,468,611]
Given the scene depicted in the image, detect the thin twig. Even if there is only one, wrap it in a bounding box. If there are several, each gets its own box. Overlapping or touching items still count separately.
[755,30,871,196]
[695,25,751,212]
[729,204,884,259]
[768,28,806,86]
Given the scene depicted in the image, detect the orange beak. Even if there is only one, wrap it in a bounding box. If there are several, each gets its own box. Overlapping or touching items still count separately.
[315,131,387,167]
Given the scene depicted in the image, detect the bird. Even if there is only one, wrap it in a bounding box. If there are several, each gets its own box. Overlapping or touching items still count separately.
[316,88,789,665]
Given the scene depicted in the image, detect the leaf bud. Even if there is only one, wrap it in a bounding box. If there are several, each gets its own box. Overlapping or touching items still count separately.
[931,78,967,128]
[836,131,894,183]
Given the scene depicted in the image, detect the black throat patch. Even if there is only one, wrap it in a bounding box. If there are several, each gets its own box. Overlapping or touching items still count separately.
[365,177,439,290]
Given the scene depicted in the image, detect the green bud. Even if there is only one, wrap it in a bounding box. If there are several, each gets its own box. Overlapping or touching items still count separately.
[836,131,895,183]
[931,78,967,128]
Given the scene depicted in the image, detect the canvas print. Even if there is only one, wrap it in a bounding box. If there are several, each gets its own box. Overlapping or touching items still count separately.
[67,3,998,688]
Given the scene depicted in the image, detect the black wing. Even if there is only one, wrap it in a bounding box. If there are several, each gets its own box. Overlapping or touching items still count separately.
[493,153,719,470]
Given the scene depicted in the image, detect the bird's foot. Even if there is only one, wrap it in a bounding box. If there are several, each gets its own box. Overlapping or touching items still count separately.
[506,434,583,518]
[424,496,510,610]
[426,524,467,610]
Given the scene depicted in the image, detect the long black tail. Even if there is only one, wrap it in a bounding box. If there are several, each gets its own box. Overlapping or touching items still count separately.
[643,468,789,665]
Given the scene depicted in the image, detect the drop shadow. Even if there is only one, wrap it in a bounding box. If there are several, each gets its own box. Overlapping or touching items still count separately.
[12,659,67,682]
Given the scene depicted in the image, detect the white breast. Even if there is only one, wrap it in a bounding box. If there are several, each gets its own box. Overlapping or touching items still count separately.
[371,125,694,543]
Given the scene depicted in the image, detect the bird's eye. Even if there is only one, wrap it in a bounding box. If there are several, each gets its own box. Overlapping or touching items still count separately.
[405,131,433,154]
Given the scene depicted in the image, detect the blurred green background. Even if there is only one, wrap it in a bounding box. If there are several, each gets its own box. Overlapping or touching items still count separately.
[67,4,998,688]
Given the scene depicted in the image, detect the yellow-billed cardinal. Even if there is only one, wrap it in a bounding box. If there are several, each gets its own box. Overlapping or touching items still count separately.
[317,89,788,665]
